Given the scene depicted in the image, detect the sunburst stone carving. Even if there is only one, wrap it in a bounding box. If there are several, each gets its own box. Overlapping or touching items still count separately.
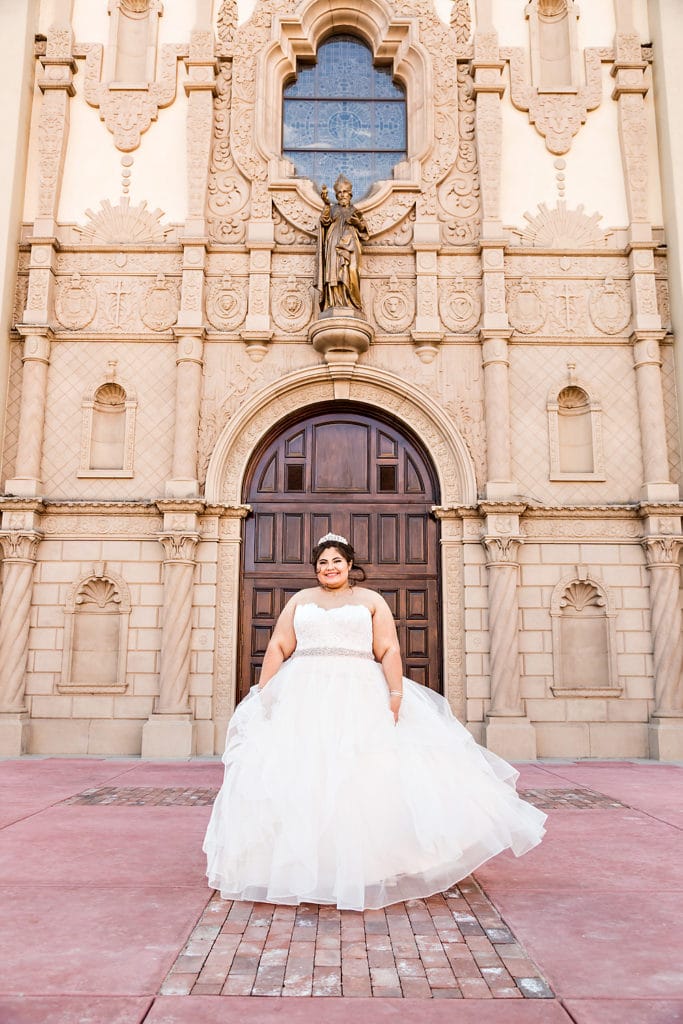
[516,201,611,249]
[75,197,171,245]
[560,580,605,612]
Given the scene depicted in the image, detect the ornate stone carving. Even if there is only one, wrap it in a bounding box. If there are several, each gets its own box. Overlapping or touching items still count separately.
[83,41,182,152]
[482,534,524,716]
[55,273,98,331]
[514,201,611,248]
[508,46,602,155]
[506,276,546,334]
[206,273,248,332]
[643,537,683,715]
[438,64,481,244]
[589,277,631,335]
[271,275,313,333]
[273,207,314,247]
[216,0,238,56]
[75,198,172,245]
[207,66,250,243]
[451,0,472,43]
[372,275,415,333]
[0,532,40,713]
[140,273,179,332]
[439,277,481,333]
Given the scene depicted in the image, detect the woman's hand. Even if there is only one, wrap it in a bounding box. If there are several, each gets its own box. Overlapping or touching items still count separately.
[389,692,402,724]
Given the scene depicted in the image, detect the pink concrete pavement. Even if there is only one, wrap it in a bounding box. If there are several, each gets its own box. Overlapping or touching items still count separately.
[0,757,681,1024]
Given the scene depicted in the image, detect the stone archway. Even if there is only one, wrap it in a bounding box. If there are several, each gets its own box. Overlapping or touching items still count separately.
[206,366,476,752]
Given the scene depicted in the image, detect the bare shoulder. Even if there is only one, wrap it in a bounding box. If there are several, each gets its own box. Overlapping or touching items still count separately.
[353,587,389,614]
[288,586,318,607]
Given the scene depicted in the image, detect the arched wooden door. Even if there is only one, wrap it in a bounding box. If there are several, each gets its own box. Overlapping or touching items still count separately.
[239,404,441,701]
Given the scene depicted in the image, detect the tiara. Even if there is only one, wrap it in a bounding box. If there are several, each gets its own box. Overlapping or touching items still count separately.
[317,532,348,546]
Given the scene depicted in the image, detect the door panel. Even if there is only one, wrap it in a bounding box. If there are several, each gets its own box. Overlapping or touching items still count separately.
[239,406,441,701]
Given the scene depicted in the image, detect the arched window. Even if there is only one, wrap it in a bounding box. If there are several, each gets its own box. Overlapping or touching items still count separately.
[282,34,407,199]
[60,569,131,694]
[547,380,604,481]
[80,380,137,478]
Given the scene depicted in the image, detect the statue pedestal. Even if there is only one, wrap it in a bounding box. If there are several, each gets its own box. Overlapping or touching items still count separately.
[309,312,373,368]
[483,715,537,761]
[648,716,683,760]
[0,712,30,756]
[141,713,194,759]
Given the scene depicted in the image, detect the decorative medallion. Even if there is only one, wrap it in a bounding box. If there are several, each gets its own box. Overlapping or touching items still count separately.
[589,277,631,335]
[206,273,248,332]
[140,273,179,331]
[439,276,481,334]
[507,276,546,334]
[372,275,415,333]
[55,273,97,330]
[271,275,313,333]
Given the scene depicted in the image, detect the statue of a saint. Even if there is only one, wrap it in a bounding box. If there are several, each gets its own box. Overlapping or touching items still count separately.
[317,175,369,313]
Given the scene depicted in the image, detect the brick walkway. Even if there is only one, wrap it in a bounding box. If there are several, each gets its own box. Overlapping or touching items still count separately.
[162,883,553,999]
[0,757,681,1024]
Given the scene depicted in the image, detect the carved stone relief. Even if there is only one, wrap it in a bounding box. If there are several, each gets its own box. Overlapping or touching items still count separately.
[140,273,179,332]
[205,273,248,332]
[513,202,612,249]
[506,276,546,334]
[75,198,172,246]
[508,46,602,155]
[372,276,415,334]
[82,38,182,152]
[271,275,314,333]
[588,278,632,335]
[55,274,98,331]
[439,276,481,334]
[438,64,481,244]
[207,65,250,244]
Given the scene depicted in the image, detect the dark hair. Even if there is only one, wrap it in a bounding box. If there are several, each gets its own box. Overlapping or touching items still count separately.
[311,539,366,584]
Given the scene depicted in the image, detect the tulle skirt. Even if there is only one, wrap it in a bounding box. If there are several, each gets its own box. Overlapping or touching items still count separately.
[203,654,547,911]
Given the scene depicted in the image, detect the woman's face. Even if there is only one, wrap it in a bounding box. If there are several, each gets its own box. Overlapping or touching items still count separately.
[316,546,352,589]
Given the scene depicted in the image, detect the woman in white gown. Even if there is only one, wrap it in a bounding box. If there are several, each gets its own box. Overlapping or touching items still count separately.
[203,533,547,911]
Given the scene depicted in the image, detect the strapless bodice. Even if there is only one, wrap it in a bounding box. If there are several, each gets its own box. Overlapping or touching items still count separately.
[293,603,374,657]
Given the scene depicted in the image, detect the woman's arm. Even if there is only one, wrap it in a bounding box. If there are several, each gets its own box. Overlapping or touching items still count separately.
[371,596,404,722]
[257,598,298,691]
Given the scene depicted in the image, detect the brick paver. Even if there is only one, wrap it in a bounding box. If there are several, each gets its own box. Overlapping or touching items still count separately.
[161,879,553,1000]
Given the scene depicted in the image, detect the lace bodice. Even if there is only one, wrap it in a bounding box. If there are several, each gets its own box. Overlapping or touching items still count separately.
[293,604,374,656]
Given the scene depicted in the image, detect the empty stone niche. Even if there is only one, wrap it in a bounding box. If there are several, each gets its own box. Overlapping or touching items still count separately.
[79,381,137,477]
[59,569,131,694]
[528,0,580,92]
[548,383,605,481]
[550,574,621,697]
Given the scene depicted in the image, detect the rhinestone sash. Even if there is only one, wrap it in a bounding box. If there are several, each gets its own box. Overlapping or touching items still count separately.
[292,647,375,661]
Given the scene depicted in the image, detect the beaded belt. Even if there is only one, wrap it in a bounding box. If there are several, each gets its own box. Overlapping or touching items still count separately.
[293,647,375,661]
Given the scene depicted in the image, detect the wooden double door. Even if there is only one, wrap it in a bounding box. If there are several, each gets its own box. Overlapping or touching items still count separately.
[239,405,441,701]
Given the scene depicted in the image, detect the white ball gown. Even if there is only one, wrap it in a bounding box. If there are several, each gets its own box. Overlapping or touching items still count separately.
[203,603,547,911]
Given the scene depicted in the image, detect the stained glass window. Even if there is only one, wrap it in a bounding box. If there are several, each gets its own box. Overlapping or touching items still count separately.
[283,35,407,200]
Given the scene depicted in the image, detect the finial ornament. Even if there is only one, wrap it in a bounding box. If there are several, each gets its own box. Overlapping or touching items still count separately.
[317,532,349,546]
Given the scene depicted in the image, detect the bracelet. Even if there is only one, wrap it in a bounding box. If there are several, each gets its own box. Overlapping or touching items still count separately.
[389,690,403,697]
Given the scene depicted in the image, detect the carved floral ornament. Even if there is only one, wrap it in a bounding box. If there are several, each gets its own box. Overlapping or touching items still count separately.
[372,276,415,334]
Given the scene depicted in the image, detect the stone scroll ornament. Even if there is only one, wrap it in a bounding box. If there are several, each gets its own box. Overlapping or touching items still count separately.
[317,176,369,314]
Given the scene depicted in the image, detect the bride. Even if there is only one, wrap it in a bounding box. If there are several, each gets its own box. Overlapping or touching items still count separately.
[203,532,546,911]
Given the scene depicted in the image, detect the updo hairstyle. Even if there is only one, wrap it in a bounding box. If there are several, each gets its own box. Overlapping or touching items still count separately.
[311,537,366,585]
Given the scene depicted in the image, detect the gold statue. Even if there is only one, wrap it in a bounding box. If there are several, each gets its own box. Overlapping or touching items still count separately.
[317,175,369,313]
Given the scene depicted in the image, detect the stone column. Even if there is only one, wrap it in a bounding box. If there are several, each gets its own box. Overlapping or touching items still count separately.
[141,504,201,757]
[0,528,41,754]
[213,506,250,753]
[642,525,683,759]
[481,330,514,498]
[166,329,204,498]
[481,508,537,759]
[633,332,675,498]
[5,328,52,497]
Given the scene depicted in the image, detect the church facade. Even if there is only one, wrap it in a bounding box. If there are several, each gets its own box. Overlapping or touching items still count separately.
[1,0,683,760]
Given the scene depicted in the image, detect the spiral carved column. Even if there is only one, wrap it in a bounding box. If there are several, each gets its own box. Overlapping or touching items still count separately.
[633,334,676,500]
[0,532,40,754]
[482,522,537,759]
[643,536,683,759]
[141,528,199,758]
[6,330,52,497]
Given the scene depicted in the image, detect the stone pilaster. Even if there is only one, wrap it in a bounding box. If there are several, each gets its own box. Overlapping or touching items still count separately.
[213,506,250,753]
[481,330,514,500]
[241,223,274,362]
[0,509,42,754]
[613,0,677,501]
[141,503,201,757]
[5,328,52,497]
[411,223,442,363]
[641,514,683,759]
[166,328,205,498]
[481,507,537,760]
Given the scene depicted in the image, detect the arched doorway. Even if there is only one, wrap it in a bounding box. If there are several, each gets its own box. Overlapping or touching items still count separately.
[238,403,441,701]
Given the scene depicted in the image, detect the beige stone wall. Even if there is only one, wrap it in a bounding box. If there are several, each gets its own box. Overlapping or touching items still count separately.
[1,0,683,761]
